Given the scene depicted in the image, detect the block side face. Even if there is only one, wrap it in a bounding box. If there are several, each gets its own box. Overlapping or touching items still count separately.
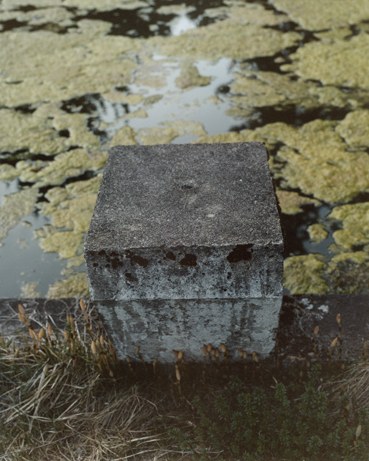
[85,142,283,252]
[94,298,282,362]
[85,245,283,300]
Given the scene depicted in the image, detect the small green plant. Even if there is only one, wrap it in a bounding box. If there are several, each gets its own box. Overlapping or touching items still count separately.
[170,364,369,460]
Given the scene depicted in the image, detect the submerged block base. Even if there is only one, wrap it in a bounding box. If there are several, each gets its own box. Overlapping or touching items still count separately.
[93,297,282,363]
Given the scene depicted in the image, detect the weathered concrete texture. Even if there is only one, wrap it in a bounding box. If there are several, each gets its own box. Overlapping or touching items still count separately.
[94,297,282,362]
[1,296,369,364]
[85,143,284,300]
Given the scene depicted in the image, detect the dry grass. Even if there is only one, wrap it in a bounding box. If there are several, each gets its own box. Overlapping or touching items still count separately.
[1,302,369,460]
[0,301,167,461]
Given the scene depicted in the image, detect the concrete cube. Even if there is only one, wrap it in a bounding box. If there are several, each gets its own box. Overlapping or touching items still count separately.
[85,143,284,301]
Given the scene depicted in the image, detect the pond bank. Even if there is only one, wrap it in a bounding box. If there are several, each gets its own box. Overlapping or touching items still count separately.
[1,294,368,363]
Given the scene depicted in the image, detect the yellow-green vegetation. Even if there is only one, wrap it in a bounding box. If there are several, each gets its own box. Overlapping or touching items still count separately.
[15,149,107,187]
[137,120,206,145]
[0,107,98,155]
[35,175,102,261]
[270,0,369,30]
[308,224,329,243]
[284,254,328,294]
[276,190,320,215]
[282,34,369,89]
[47,272,90,298]
[330,203,369,250]
[0,6,75,27]
[0,20,140,107]
[20,282,41,298]
[175,62,211,90]
[0,188,39,241]
[148,4,300,61]
[336,110,369,147]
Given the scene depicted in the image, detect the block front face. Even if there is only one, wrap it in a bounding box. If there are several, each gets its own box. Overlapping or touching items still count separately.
[93,297,282,362]
[85,142,284,300]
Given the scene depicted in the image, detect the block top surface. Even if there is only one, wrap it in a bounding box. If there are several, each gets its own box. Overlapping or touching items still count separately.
[85,143,283,252]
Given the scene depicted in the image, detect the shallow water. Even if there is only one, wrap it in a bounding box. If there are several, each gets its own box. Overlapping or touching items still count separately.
[1,0,369,297]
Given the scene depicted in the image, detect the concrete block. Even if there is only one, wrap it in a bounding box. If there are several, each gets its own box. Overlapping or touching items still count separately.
[93,297,283,362]
[85,143,284,301]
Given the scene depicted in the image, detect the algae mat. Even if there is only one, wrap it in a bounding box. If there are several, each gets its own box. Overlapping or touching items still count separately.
[0,0,369,297]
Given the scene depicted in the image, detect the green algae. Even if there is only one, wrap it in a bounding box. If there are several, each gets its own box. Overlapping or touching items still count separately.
[276,190,320,215]
[148,18,300,61]
[231,69,354,110]
[0,188,39,241]
[16,148,107,188]
[307,224,328,243]
[39,230,83,259]
[21,282,41,299]
[262,120,369,203]
[0,104,99,155]
[110,126,138,147]
[197,120,369,204]
[137,120,206,145]
[328,253,369,294]
[1,0,148,12]
[270,0,369,30]
[175,62,211,90]
[47,272,89,298]
[282,34,369,89]
[336,110,369,147]
[51,194,98,233]
[0,164,20,181]
[0,20,141,107]
[0,6,75,27]
[156,4,195,15]
[284,254,328,294]
[329,203,369,250]
[35,175,101,263]
[102,92,144,105]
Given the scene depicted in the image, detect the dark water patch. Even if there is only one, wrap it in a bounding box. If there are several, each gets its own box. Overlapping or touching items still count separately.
[281,202,335,258]
[347,191,369,205]
[0,19,28,33]
[73,8,174,38]
[61,93,103,114]
[0,149,40,165]
[14,104,37,114]
[33,170,98,203]
[72,0,225,38]
[229,104,352,131]
[264,21,299,33]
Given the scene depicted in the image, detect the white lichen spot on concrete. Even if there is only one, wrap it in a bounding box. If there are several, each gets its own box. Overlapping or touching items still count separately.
[284,254,328,294]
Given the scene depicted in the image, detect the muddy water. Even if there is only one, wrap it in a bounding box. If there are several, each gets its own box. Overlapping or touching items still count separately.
[1,0,369,298]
